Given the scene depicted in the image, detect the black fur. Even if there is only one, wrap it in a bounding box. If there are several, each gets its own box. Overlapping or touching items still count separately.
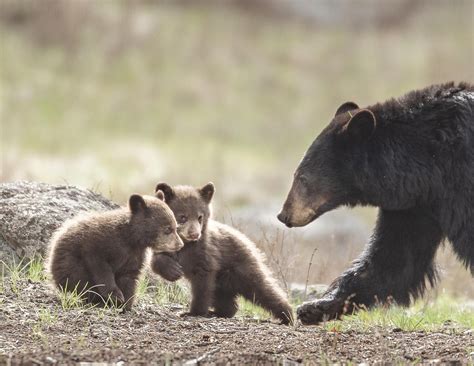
[278,82,474,324]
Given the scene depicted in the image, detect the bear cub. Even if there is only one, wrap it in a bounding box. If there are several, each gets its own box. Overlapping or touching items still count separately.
[151,183,293,324]
[46,192,183,309]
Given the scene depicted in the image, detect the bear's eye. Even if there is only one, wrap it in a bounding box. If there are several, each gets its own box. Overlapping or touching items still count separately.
[164,226,172,235]
[179,215,187,224]
[299,174,309,185]
[198,215,203,223]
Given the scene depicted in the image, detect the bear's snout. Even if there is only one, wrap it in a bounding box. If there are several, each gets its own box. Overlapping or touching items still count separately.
[277,212,293,228]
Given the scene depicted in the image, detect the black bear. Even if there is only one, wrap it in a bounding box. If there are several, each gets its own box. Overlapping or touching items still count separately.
[151,183,293,324]
[277,82,473,324]
[46,192,183,309]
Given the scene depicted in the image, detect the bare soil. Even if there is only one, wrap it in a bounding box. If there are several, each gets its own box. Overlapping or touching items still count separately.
[1,279,472,365]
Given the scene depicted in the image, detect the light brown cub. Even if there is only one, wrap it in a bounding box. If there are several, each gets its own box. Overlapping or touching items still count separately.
[46,192,183,309]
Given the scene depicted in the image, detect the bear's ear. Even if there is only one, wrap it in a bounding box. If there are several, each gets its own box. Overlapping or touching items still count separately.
[199,182,215,204]
[155,183,174,202]
[129,194,147,214]
[155,190,165,202]
[343,109,376,140]
[335,101,359,117]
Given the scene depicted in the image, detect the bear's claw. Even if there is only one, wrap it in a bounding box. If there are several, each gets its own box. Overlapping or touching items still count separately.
[297,297,344,325]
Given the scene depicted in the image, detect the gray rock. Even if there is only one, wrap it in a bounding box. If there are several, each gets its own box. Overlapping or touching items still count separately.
[289,283,329,302]
[0,181,119,263]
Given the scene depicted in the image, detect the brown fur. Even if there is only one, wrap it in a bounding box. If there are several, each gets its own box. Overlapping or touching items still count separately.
[46,193,183,309]
[151,183,293,324]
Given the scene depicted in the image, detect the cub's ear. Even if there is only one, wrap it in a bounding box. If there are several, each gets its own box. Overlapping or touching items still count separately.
[129,194,147,214]
[155,183,174,202]
[200,182,215,203]
[335,101,359,117]
[343,109,376,140]
[156,190,165,202]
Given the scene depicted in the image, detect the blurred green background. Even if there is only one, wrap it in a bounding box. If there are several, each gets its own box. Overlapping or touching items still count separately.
[1,0,473,298]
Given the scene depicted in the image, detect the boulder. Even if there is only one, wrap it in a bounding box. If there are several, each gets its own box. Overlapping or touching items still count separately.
[0,181,119,263]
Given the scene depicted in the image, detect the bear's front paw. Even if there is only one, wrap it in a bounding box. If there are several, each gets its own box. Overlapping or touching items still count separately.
[297,297,344,325]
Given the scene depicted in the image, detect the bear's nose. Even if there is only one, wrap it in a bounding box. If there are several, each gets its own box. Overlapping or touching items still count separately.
[277,212,286,223]
[277,212,293,228]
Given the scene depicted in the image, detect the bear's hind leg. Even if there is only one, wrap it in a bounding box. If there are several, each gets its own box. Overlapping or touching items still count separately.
[450,226,474,275]
[297,208,443,325]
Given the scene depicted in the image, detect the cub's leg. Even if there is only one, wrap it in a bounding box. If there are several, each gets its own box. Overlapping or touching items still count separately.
[56,263,91,299]
[184,270,216,317]
[297,208,443,325]
[240,278,293,325]
[116,273,139,310]
[151,253,184,282]
[212,288,238,318]
[83,257,124,306]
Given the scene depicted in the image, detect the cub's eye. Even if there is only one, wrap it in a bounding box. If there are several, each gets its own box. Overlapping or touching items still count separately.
[163,226,172,235]
[178,215,187,224]
[198,215,203,223]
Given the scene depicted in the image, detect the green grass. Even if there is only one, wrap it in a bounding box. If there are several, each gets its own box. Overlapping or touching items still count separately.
[322,296,474,333]
[36,307,57,325]
[237,297,273,322]
[152,278,189,306]
[57,282,89,310]
[1,257,44,294]
[136,275,151,299]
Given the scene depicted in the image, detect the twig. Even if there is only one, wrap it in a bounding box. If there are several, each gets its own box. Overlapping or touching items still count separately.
[183,347,220,365]
[303,247,318,301]
[259,226,290,294]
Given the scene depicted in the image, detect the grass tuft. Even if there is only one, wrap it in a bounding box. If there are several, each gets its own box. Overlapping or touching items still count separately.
[136,275,150,299]
[237,297,273,322]
[322,295,474,333]
[58,282,88,310]
[152,279,189,306]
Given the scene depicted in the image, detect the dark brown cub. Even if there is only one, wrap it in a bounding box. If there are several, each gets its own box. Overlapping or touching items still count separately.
[151,183,293,324]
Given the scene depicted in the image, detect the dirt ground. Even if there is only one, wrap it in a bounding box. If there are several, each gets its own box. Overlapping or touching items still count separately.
[1,279,472,365]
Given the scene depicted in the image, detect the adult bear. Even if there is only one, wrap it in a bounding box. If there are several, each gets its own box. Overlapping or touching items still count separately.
[277,82,473,325]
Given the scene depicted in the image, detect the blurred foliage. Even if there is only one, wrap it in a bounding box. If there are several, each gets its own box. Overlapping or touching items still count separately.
[0,0,473,296]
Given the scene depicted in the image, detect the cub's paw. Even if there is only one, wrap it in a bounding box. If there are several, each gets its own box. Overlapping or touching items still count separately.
[297,297,344,325]
[101,287,125,308]
[151,255,184,282]
[161,262,184,282]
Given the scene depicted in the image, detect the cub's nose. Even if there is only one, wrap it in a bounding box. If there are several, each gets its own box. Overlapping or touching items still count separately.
[188,232,200,241]
[176,236,184,250]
